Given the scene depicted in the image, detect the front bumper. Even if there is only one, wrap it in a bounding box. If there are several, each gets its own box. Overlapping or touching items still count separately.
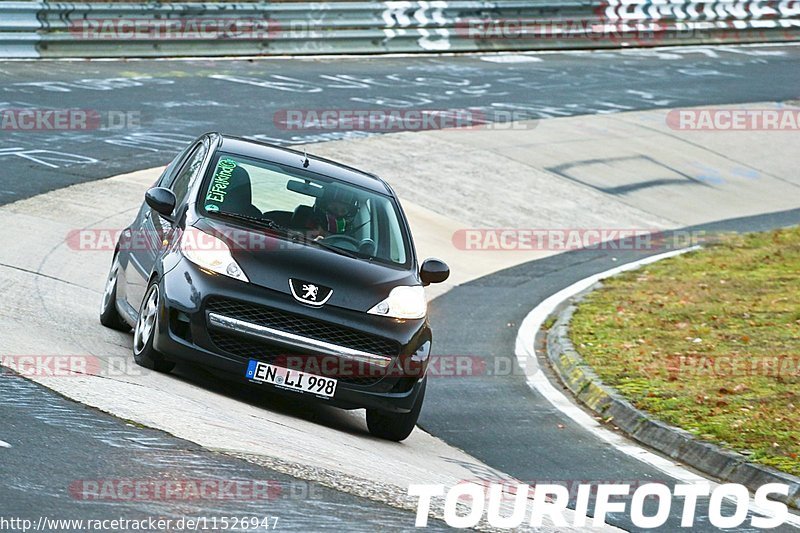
[153,258,430,413]
[207,312,395,369]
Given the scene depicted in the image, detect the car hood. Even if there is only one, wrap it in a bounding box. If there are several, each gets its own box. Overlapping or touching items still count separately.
[193,218,418,312]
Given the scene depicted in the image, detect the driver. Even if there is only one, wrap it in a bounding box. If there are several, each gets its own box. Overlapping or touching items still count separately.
[312,183,360,236]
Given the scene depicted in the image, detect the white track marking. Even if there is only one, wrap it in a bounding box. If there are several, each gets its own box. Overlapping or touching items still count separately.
[514,246,800,526]
[480,55,543,63]
[4,42,796,63]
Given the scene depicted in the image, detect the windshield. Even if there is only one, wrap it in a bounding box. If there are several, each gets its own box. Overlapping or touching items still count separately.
[199,151,411,267]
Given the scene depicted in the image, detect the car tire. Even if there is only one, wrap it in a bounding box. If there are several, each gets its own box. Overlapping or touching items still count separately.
[366,378,426,442]
[132,280,175,374]
[99,256,130,332]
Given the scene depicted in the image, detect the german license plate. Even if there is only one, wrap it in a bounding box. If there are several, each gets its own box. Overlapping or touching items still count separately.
[246,360,337,398]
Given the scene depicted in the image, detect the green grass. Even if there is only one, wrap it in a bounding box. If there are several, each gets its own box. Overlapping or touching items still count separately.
[570,227,800,476]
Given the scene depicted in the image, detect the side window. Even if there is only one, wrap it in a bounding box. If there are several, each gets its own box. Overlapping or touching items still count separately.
[156,145,191,188]
[170,143,208,207]
[378,201,407,264]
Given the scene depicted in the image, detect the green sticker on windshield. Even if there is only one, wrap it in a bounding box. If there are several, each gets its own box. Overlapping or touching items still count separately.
[205,157,237,207]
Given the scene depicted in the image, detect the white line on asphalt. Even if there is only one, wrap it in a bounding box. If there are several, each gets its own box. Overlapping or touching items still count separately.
[514,246,800,526]
[479,55,543,63]
[0,440,11,448]
[7,41,798,63]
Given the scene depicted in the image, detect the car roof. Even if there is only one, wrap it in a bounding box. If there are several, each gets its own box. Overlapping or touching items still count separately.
[217,135,392,195]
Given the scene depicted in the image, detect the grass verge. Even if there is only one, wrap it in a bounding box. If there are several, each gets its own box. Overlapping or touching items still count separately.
[570,227,800,476]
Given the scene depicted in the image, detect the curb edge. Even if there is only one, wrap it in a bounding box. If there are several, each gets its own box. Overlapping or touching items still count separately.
[545,293,800,510]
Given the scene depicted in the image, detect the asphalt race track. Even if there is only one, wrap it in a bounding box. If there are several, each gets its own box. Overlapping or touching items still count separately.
[2,44,800,531]
[0,374,449,531]
[2,44,800,204]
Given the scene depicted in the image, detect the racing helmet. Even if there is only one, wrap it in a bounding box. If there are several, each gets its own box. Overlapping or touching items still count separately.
[314,183,360,233]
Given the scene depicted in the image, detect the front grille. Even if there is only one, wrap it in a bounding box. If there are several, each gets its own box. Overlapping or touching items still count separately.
[206,297,400,357]
[209,330,287,360]
[205,297,401,386]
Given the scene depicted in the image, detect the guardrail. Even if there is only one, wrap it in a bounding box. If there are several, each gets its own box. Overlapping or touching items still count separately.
[1,0,799,58]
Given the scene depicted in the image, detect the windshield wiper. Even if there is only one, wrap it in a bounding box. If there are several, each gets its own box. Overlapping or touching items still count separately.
[210,211,289,234]
[308,239,363,260]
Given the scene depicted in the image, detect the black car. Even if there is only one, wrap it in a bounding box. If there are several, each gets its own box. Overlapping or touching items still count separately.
[99,133,449,441]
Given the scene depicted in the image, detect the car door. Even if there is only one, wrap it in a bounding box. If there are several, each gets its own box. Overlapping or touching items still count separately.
[124,139,209,311]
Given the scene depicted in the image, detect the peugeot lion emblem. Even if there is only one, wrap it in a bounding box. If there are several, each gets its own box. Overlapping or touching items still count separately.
[303,284,319,301]
[289,278,333,307]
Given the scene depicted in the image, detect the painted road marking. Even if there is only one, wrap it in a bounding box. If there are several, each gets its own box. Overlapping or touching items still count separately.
[479,54,543,63]
[515,246,800,527]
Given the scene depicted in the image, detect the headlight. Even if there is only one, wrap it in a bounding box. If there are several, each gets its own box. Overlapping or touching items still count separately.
[368,286,426,319]
[181,227,249,282]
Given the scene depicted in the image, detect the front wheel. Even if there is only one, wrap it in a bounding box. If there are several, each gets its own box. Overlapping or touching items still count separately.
[366,379,426,442]
[133,281,175,374]
[99,257,130,332]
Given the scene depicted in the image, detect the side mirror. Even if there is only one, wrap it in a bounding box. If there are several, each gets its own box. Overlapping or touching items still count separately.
[145,187,177,219]
[420,258,450,286]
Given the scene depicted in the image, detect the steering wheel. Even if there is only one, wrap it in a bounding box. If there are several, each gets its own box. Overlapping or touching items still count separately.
[321,234,360,251]
[358,238,376,256]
